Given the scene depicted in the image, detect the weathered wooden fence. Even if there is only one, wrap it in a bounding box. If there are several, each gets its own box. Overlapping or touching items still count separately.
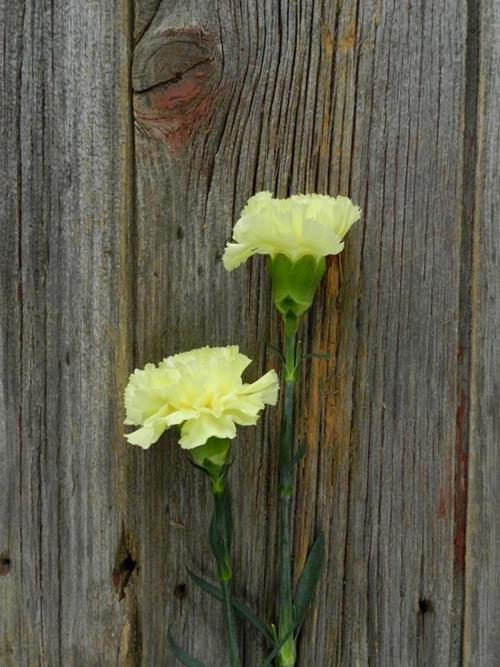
[1,1,499,665]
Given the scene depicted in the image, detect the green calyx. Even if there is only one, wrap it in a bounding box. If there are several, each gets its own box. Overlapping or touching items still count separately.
[189,437,230,474]
[268,254,326,336]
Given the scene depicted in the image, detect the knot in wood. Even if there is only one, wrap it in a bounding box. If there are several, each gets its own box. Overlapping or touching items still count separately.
[133,29,220,149]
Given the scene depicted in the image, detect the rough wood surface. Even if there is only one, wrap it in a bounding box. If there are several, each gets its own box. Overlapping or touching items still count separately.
[1,1,498,666]
[0,0,134,664]
[463,1,500,664]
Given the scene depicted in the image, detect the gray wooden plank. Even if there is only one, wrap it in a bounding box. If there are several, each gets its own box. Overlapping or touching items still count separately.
[130,1,469,665]
[0,3,25,665]
[0,0,135,664]
[463,1,500,665]
[333,3,468,665]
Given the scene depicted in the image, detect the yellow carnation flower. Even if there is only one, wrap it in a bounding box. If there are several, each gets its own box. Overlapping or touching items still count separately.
[222,191,361,271]
[124,346,279,450]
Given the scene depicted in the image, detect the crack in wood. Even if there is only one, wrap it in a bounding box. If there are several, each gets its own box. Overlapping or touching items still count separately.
[133,57,214,95]
[112,530,138,602]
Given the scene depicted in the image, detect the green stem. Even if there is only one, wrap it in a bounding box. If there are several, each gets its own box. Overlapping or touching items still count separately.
[277,332,297,666]
[211,478,241,667]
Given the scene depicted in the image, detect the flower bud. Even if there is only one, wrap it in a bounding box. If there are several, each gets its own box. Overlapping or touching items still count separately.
[268,254,326,335]
[189,437,231,469]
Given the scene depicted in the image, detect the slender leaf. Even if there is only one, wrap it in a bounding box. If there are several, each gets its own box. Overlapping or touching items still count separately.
[229,597,275,644]
[260,625,295,666]
[187,457,211,476]
[187,568,275,644]
[301,352,331,362]
[187,567,223,600]
[265,341,286,365]
[167,626,207,667]
[293,531,325,625]
[260,531,324,667]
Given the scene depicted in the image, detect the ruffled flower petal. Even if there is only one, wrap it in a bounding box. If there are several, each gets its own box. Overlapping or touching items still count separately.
[124,363,174,425]
[124,346,279,451]
[222,191,361,270]
[179,414,237,449]
[237,370,280,406]
[125,419,167,449]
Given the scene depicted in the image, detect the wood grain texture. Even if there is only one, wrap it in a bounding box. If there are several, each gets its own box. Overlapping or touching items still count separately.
[0,0,135,664]
[1,0,498,665]
[463,1,500,664]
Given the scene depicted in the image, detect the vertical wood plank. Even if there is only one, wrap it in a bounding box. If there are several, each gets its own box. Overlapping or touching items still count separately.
[0,0,135,664]
[328,3,468,665]
[464,1,500,664]
[130,1,469,665]
[0,3,24,664]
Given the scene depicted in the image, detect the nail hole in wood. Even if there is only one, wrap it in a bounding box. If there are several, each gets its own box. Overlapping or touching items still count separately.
[0,554,11,576]
[418,599,433,614]
[174,582,187,600]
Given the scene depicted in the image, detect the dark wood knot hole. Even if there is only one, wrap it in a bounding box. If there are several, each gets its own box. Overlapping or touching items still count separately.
[418,599,433,614]
[0,554,11,576]
[112,537,137,601]
[174,582,187,600]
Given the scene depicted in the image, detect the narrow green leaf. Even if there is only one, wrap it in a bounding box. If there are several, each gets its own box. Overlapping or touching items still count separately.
[265,341,286,365]
[229,598,275,645]
[187,458,211,476]
[167,626,207,667]
[187,567,223,600]
[293,531,325,625]
[301,352,332,362]
[187,568,275,645]
[260,625,295,666]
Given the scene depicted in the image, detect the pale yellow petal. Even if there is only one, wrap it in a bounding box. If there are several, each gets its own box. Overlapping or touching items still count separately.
[222,191,361,269]
[124,363,174,425]
[238,369,280,406]
[179,414,237,449]
[222,242,258,271]
[124,345,279,452]
[125,420,167,449]
[225,410,259,426]
[163,408,199,426]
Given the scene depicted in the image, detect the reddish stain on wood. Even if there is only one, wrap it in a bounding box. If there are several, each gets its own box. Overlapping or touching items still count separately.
[149,74,207,112]
[436,484,450,520]
[135,94,215,151]
[133,29,220,151]
[454,389,468,573]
